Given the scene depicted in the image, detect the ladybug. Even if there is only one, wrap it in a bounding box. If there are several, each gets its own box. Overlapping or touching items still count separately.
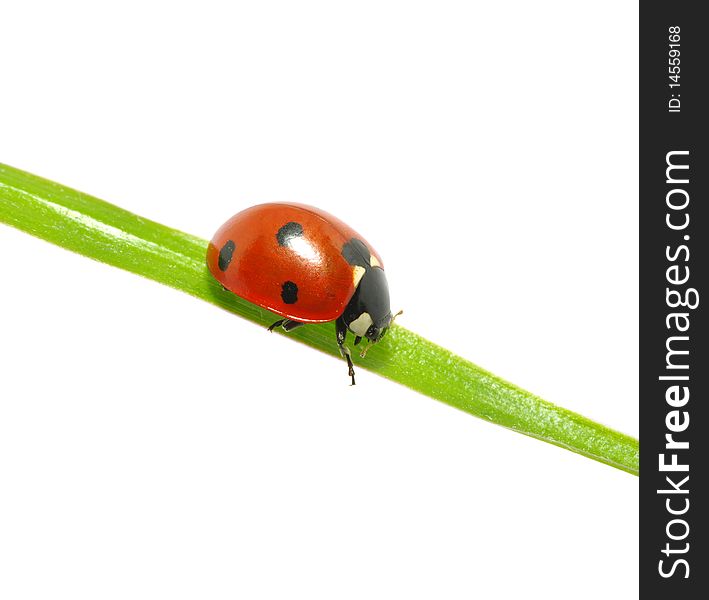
[206,203,399,385]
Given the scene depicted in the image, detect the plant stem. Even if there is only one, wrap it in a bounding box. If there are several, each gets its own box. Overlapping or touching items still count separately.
[0,163,639,475]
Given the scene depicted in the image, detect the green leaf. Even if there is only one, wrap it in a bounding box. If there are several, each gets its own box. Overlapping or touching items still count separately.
[0,163,638,475]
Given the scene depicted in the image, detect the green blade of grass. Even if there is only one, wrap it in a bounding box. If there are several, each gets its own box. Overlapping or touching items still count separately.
[0,163,638,475]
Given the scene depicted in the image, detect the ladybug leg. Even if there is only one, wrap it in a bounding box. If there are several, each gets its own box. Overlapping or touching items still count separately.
[282,319,304,332]
[336,317,356,386]
[268,319,285,332]
[344,354,356,386]
[268,319,304,332]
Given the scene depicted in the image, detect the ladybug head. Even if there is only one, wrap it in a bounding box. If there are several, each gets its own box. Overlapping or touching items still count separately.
[341,266,395,348]
[365,321,388,343]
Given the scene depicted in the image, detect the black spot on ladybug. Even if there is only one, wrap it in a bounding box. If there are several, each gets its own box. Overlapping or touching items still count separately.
[218,240,236,271]
[276,222,304,247]
[281,281,299,304]
[342,238,371,268]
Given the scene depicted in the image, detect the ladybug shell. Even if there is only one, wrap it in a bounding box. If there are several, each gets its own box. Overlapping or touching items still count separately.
[207,203,384,323]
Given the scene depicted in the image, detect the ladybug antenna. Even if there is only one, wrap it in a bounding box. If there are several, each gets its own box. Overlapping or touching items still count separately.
[392,309,403,323]
[359,340,374,358]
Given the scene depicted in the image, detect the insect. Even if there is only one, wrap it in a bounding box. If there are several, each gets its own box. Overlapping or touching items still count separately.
[206,203,399,384]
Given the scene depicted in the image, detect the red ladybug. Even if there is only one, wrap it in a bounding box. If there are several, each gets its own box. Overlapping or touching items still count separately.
[206,203,398,384]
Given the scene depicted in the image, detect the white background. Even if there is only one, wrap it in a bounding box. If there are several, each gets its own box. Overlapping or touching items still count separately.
[1,2,638,598]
